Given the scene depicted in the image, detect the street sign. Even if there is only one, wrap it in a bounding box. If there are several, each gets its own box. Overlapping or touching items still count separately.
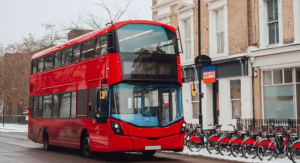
[203,66,216,83]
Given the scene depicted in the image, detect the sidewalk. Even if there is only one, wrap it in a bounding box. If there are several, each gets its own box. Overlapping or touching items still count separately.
[0,124,28,132]
[162,147,292,163]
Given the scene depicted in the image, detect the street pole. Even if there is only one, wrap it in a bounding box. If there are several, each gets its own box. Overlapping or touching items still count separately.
[2,100,4,127]
[198,0,203,126]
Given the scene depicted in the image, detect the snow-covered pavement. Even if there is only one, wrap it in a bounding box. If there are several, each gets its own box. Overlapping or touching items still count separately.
[0,124,28,132]
[163,147,293,163]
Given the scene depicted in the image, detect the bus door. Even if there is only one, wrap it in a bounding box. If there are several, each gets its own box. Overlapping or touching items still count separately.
[92,87,109,148]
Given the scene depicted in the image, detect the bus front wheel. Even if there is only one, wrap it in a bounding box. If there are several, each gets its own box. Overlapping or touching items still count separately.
[142,150,156,157]
[81,132,92,158]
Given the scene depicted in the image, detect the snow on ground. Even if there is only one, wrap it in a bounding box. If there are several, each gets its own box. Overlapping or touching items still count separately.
[163,147,293,163]
[0,124,28,132]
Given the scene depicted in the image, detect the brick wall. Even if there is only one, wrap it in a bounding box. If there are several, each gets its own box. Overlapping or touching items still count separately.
[67,29,93,41]
[282,0,295,44]
[228,0,249,55]
[194,0,209,57]
[247,0,260,47]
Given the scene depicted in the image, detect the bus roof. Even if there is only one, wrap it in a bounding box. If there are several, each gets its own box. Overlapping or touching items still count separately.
[31,20,176,60]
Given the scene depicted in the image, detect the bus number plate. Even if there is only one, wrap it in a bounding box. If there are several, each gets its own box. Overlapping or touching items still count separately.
[145,146,161,150]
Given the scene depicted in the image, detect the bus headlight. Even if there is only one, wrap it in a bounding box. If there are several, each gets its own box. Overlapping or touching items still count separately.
[180,122,186,133]
[111,121,124,135]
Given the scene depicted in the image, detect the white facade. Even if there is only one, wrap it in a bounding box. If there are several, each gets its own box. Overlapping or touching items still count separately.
[153,0,254,131]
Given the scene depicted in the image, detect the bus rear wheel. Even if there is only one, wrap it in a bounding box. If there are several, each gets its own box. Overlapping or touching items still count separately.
[81,132,92,158]
[43,129,51,151]
[142,150,156,157]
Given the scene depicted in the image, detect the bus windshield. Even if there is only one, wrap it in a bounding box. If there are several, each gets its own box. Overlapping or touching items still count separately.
[117,24,177,55]
[110,83,183,127]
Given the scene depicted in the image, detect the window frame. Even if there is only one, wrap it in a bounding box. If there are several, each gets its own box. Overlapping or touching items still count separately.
[42,94,53,119]
[54,51,62,68]
[72,44,81,63]
[61,47,73,66]
[44,53,55,71]
[95,36,108,57]
[31,59,38,74]
[37,57,45,73]
[80,38,96,61]
[230,79,242,119]
[261,68,298,119]
[59,92,72,119]
[216,8,225,54]
[267,0,279,45]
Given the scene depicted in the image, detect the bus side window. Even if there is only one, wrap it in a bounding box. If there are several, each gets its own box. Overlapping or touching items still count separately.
[31,60,38,74]
[53,94,60,118]
[60,93,71,118]
[62,47,72,66]
[73,45,80,63]
[54,51,62,68]
[38,96,43,118]
[43,95,53,119]
[37,57,44,73]
[81,39,95,61]
[44,53,54,70]
[95,36,107,57]
[71,91,76,118]
[97,89,109,117]
[33,96,39,118]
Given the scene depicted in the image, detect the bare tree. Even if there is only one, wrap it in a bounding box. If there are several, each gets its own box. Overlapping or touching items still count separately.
[0,23,62,116]
[61,0,136,32]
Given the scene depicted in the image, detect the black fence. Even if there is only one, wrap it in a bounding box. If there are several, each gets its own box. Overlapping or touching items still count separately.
[0,116,28,124]
[237,118,300,137]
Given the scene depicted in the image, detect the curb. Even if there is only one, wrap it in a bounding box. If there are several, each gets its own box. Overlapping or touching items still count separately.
[158,151,262,163]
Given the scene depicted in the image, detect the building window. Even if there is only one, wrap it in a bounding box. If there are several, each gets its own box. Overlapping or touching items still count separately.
[230,80,241,119]
[267,0,279,45]
[184,19,192,60]
[191,84,199,119]
[216,9,225,54]
[263,68,295,119]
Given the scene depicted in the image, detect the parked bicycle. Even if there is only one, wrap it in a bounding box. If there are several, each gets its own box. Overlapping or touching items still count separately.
[186,124,206,152]
[241,125,262,159]
[206,124,223,154]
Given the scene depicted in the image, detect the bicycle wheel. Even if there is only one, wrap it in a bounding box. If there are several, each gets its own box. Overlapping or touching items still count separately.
[257,144,274,161]
[241,140,257,159]
[286,141,292,160]
[291,147,300,163]
[188,140,202,152]
[218,137,231,156]
[230,141,243,157]
[206,137,219,154]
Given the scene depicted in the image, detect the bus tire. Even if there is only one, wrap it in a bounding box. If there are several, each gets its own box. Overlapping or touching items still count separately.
[43,129,51,151]
[142,150,156,157]
[81,132,92,158]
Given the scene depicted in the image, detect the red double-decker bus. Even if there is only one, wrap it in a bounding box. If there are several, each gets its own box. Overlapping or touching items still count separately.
[28,20,185,157]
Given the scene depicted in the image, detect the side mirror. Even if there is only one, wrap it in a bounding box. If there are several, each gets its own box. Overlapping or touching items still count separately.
[95,113,107,123]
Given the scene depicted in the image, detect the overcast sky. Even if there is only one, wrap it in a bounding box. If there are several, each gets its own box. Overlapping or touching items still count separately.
[0,0,152,46]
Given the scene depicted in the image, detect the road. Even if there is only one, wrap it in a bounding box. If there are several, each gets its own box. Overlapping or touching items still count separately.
[0,132,232,163]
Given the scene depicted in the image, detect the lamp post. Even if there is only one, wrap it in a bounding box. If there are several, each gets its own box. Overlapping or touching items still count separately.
[198,0,202,125]
[195,0,212,126]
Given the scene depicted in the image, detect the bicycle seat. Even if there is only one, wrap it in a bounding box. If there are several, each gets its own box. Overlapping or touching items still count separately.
[215,125,222,128]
